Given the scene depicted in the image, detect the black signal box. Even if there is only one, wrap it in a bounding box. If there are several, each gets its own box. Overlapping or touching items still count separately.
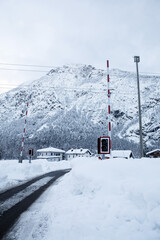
[28,148,34,156]
[98,136,110,154]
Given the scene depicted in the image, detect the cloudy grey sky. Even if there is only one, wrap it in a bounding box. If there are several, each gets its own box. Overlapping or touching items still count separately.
[0,0,160,93]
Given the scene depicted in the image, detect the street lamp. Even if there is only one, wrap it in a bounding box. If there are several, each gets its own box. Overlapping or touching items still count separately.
[134,56,143,158]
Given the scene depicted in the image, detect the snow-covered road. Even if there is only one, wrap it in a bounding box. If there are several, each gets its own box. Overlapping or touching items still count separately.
[0,159,71,192]
[0,168,70,239]
[0,177,53,215]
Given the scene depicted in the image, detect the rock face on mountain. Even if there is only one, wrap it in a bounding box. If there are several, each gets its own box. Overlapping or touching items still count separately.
[0,64,159,159]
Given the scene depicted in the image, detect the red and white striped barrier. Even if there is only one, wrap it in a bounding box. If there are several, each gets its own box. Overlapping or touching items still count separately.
[107,60,111,157]
[19,100,30,163]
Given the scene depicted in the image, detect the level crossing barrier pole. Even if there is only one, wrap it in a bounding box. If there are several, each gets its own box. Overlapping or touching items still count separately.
[19,96,30,163]
[107,60,111,158]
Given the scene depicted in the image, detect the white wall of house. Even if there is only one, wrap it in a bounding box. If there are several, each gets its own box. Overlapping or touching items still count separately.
[37,152,63,161]
[37,147,65,161]
[66,150,91,160]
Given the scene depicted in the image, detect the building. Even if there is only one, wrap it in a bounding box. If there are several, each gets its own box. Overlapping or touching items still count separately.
[146,149,160,158]
[112,150,134,159]
[37,147,65,161]
[66,148,92,160]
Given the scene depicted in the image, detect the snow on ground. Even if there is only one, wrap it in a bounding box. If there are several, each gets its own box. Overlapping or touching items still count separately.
[0,159,71,192]
[5,156,160,240]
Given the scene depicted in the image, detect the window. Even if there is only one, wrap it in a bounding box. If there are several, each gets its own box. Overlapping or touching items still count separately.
[55,153,60,156]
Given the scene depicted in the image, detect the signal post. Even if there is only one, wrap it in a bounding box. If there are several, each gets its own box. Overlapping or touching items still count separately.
[97,60,112,159]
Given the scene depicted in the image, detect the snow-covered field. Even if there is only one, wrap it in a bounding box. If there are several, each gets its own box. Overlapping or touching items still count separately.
[2,157,160,240]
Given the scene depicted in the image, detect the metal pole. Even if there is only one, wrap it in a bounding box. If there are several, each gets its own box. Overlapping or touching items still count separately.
[134,56,143,158]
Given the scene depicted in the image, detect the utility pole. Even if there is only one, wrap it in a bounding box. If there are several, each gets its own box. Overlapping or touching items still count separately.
[134,56,143,158]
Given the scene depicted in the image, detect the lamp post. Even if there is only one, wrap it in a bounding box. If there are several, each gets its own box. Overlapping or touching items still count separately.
[134,56,143,158]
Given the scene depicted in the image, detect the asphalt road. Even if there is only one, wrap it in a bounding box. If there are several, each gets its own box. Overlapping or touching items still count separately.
[0,169,71,239]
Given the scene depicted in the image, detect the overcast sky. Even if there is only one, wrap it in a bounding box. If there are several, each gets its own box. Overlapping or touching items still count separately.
[0,0,160,93]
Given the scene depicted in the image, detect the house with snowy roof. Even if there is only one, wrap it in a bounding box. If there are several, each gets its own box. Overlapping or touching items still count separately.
[146,149,160,158]
[66,148,92,160]
[37,147,65,161]
[112,150,134,159]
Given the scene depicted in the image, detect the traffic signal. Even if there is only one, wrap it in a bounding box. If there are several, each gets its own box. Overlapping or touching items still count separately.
[102,138,108,152]
[28,148,34,156]
[98,136,110,154]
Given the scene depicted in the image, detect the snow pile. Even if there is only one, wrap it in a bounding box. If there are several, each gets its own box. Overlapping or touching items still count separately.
[37,157,160,240]
[0,159,71,192]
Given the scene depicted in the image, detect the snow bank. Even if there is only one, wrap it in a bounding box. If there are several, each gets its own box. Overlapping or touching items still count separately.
[0,159,71,192]
[40,157,160,240]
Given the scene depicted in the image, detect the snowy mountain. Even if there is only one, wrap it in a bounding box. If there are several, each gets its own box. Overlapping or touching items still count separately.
[0,64,159,159]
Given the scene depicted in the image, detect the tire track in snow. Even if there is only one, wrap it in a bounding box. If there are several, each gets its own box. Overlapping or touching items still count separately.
[0,176,53,215]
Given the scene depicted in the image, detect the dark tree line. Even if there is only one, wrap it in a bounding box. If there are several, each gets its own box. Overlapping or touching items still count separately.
[0,109,143,160]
